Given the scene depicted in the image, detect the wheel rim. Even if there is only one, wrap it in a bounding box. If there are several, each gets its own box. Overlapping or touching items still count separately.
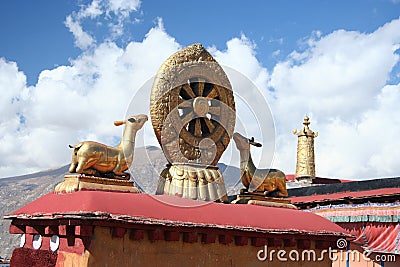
[150,44,235,166]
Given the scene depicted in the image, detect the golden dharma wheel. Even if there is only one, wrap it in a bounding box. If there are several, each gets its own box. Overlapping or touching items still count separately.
[150,44,235,166]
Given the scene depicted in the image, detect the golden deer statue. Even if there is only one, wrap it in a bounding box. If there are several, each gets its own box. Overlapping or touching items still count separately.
[232,132,288,197]
[68,114,148,180]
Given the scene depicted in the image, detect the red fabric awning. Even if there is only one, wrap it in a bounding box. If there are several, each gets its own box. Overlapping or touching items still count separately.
[339,222,400,254]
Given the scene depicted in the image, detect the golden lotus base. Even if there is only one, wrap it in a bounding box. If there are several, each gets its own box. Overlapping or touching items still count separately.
[54,174,140,194]
[156,164,228,202]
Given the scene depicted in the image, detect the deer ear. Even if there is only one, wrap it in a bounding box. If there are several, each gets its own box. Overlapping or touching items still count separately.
[249,139,262,147]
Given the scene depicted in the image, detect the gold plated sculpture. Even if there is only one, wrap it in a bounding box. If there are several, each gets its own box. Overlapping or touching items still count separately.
[232,132,288,197]
[150,43,235,165]
[151,44,235,202]
[293,116,318,179]
[68,114,148,180]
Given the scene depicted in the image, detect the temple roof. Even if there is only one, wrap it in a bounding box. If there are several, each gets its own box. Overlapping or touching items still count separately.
[288,177,400,207]
[7,190,348,237]
[285,174,351,183]
[305,202,400,222]
[290,187,400,205]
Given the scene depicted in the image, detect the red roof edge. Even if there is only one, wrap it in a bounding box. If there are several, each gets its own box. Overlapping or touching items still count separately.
[5,191,349,238]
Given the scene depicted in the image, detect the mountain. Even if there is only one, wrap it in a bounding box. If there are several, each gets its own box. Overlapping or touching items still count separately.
[0,146,241,257]
[0,165,67,257]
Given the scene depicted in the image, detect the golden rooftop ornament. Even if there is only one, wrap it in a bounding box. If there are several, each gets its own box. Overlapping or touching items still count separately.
[55,114,148,193]
[293,116,318,179]
[151,43,235,202]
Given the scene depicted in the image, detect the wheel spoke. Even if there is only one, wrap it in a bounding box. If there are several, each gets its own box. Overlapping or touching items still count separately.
[206,87,219,98]
[188,120,195,133]
[203,118,215,132]
[194,118,202,136]
[209,106,221,115]
[198,82,205,97]
[178,98,192,108]
[182,84,196,98]
[181,111,194,123]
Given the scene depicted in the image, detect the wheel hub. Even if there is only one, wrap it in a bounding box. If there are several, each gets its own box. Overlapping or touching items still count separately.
[193,97,209,117]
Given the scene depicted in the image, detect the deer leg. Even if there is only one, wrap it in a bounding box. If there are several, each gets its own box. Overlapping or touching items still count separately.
[81,168,97,176]
[276,182,288,197]
[276,191,287,197]
[75,161,86,173]
[112,163,124,176]
[69,150,78,173]
[113,166,131,180]
[69,162,77,173]
[76,158,97,175]
[113,154,129,177]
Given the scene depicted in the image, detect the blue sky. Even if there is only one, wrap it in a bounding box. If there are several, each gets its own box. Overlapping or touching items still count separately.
[1,0,399,85]
[0,0,400,180]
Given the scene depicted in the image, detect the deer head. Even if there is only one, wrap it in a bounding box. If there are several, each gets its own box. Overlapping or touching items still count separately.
[114,114,148,130]
[233,132,262,151]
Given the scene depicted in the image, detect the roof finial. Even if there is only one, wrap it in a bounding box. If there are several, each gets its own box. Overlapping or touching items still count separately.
[293,116,318,180]
[303,115,310,127]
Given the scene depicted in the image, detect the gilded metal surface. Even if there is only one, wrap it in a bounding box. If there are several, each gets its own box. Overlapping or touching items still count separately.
[68,114,148,180]
[293,116,318,179]
[156,164,228,202]
[150,44,235,201]
[150,43,235,166]
[55,174,140,193]
[232,132,288,197]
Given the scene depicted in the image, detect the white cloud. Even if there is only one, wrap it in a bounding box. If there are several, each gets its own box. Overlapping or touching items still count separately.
[1,0,400,183]
[270,18,400,179]
[65,15,96,50]
[0,58,26,122]
[210,35,269,92]
[0,18,179,178]
[317,84,400,178]
[106,0,141,17]
[270,24,400,123]
[197,18,400,180]
[80,0,103,18]
[65,0,141,50]
[210,36,275,170]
